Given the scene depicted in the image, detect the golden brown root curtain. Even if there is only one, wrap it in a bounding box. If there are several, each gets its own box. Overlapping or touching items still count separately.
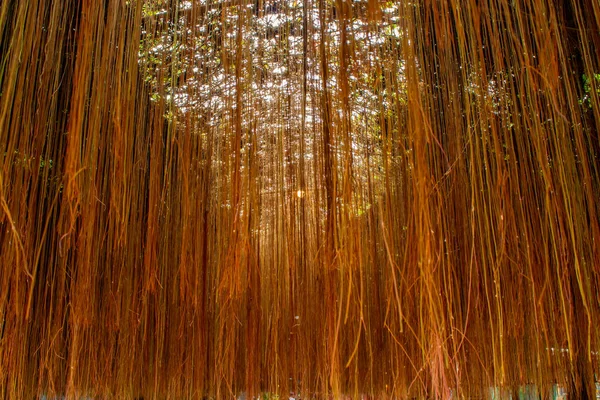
[1,0,600,398]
